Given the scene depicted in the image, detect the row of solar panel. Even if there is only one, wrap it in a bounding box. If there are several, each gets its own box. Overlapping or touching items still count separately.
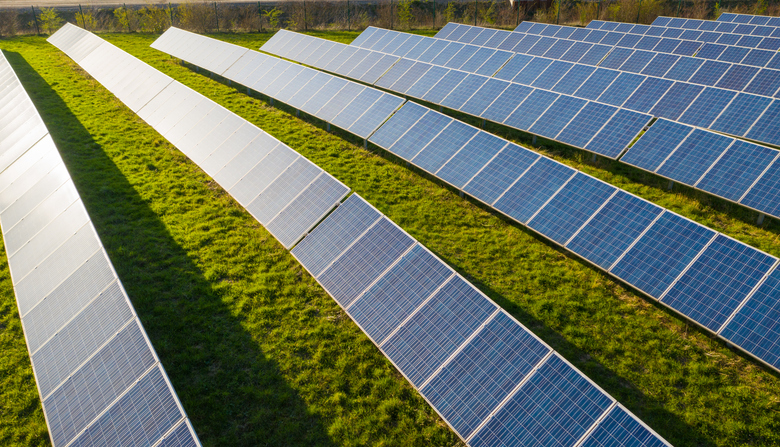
[290,193,670,447]
[367,100,780,373]
[653,14,780,34]
[152,28,405,140]
[266,30,780,222]
[1,37,199,447]
[360,25,780,151]
[55,24,351,251]
[516,22,780,72]
[431,22,780,102]
[267,29,651,159]
[585,17,780,43]
[90,27,675,447]
[162,27,780,377]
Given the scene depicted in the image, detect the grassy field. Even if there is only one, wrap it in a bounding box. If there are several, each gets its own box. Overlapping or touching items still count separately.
[1,29,780,447]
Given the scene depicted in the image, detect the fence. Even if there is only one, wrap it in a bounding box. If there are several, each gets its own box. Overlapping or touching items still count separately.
[0,0,778,37]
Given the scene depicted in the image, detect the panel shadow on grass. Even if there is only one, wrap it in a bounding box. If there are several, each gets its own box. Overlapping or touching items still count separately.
[5,50,341,447]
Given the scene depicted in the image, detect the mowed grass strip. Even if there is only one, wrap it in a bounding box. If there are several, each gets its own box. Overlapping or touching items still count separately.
[0,30,777,447]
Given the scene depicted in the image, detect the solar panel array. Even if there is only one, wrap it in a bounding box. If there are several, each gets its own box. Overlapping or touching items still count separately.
[0,47,199,447]
[151,27,405,140]
[46,24,676,447]
[262,29,780,222]
[50,23,350,250]
[154,28,780,377]
[654,14,780,35]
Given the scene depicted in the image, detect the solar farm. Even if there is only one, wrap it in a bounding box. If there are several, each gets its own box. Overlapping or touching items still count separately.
[3,11,780,447]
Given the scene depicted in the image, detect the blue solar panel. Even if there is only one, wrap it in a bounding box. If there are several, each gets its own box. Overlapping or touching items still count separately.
[494,157,575,223]
[404,38,435,60]
[317,218,415,307]
[423,70,469,104]
[438,132,508,188]
[746,101,780,146]
[664,57,705,82]
[476,50,514,77]
[484,30,512,48]
[688,60,730,86]
[332,88,384,131]
[368,102,427,149]
[483,83,534,124]
[711,93,772,136]
[580,44,613,65]
[389,61,432,93]
[556,102,617,149]
[43,321,155,447]
[472,29,499,46]
[567,191,663,270]
[600,48,634,69]
[673,40,702,56]
[421,312,550,439]
[621,119,693,172]
[510,57,553,86]
[393,34,425,57]
[620,51,656,73]
[464,143,540,205]
[499,33,530,52]
[412,120,478,174]
[616,33,642,48]
[375,58,415,90]
[623,77,673,112]
[358,54,401,84]
[738,35,764,47]
[635,36,663,51]
[580,405,668,447]
[696,43,727,59]
[460,78,510,117]
[742,49,774,67]
[601,31,625,46]
[656,129,733,186]
[406,65,450,99]
[574,68,619,100]
[696,140,778,202]
[382,275,496,387]
[68,367,182,447]
[560,42,594,63]
[744,69,780,96]
[720,267,780,369]
[741,159,780,218]
[416,40,450,63]
[441,74,488,110]
[504,89,559,131]
[716,33,741,45]
[654,38,682,53]
[677,87,736,128]
[552,65,596,95]
[444,46,479,69]
[458,27,485,44]
[459,48,498,73]
[611,212,715,298]
[662,234,775,331]
[350,27,380,48]
[758,37,780,50]
[586,109,651,159]
[387,111,452,160]
[529,95,587,140]
[532,61,574,90]
[718,47,750,65]
[528,173,616,244]
[544,40,575,59]
[349,244,451,343]
[348,94,405,139]
[292,194,381,277]
[431,42,465,66]
[716,65,760,91]
[470,354,612,447]
[661,28,684,38]
[650,82,704,120]
[598,72,645,107]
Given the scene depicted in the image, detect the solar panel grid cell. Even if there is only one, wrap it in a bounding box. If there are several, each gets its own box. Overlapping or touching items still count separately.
[655,129,734,185]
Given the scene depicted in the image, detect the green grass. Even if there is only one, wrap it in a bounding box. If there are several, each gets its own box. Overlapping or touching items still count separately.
[1,29,779,447]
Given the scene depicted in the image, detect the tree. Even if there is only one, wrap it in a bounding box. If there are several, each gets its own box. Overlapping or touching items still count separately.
[39,8,63,34]
[397,0,413,29]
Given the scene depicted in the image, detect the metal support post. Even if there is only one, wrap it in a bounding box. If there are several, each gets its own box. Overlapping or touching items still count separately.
[667,180,674,190]
[214,1,219,32]
[757,213,766,225]
[31,6,40,35]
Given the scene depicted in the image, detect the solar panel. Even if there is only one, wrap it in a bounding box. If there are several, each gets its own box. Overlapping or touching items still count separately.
[655,129,734,185]
[580,405,670,447]
[331,88,384,131]
[574,68,620,100]
[503,89,559,130]
[650,82,704,120]
[437,132,509,188]
[528,173,617,244]
[493,53,533,81]
[386,111,452,160]
[677,87,736,128]
[664,57,704,82]
[423,70,470,104]
[556,102,617,148]
[621,119,695,171]
[611,212,716,298]
[745,101,780,145]
[441,74,488,110]
[600,47,634,69]
[661,234,776,331]
[317,217,415,307]
[349,244,452,343]
[421,311,550,439]
[368,102,428,150]
[551,64,596,95]
[585,109,652,159]
[715,65,760,90]
[412,120,478,174]
[463,142,540,205]
[711,92,772,136]
[622,77,673,112]
[348,94,405,139]
[381,275,496,387]
[246,158,323,225]
[494,157,576,223]
[460,78,511,117]
[719,266,780,369]
[597,72,645,106]
[470,354,613,447]
[528,95,587,139]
